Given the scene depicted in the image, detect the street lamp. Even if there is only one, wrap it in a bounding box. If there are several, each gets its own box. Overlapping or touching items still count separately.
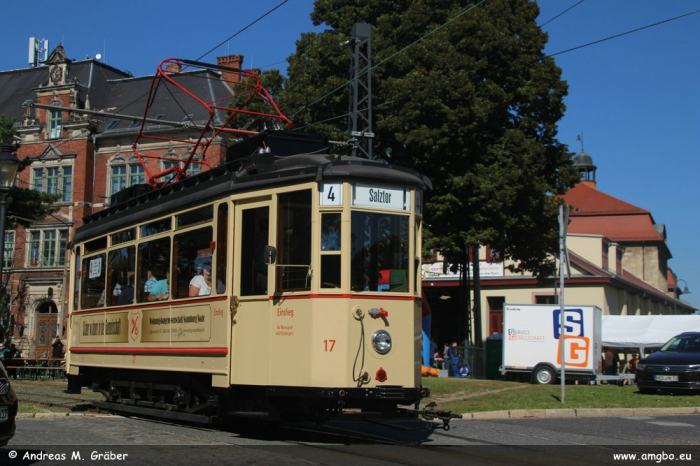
[672,273,691,315]
[0,143,20,341]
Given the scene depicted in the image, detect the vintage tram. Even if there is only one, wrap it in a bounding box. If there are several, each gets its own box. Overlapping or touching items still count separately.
[65,132,435,423]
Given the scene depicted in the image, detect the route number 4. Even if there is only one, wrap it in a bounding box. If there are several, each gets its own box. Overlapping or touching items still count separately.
[320,183,342,206]
[324,340,336,352]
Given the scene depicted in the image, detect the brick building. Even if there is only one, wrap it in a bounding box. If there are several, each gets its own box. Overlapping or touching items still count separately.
[0,45,243,357]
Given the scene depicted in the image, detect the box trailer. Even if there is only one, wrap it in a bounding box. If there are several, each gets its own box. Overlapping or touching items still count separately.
[502,304,610,384]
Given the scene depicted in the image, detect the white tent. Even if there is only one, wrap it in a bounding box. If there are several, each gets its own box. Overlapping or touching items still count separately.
[602,315,700,353]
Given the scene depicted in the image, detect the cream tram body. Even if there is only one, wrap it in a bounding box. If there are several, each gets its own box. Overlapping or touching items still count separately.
[66,153,431,419]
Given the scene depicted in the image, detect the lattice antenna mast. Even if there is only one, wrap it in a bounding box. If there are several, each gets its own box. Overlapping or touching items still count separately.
[347,23,374,159]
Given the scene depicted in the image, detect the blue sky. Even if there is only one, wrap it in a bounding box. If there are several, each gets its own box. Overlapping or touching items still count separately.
[1,1,698,308]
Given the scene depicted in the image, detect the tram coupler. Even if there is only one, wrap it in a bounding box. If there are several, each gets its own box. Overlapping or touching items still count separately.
[417,402,462,431]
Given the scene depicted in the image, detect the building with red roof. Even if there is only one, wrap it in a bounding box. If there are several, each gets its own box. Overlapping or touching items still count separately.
[422,150,695,350]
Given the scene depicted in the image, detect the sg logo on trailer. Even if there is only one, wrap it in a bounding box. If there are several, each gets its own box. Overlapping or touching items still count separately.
[552,309,590,368]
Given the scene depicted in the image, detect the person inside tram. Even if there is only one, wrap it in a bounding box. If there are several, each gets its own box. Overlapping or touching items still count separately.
[189,266,212,296]
[118,275,135,305]
[147,271,170,301]
[143,269,158,295]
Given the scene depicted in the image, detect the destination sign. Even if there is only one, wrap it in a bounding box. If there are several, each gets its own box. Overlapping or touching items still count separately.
[352,184,409,211]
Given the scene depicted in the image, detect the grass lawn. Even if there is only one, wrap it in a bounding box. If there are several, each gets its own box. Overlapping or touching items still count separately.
[13,379,103,414]
[12,376,700,415]
[422,377,700,414]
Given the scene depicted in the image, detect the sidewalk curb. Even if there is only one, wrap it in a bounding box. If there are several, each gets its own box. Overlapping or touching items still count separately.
[17,412,114,419]
[459,406,700,420]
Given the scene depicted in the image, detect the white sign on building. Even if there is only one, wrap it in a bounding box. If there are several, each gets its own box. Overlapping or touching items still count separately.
[422,261,504,279]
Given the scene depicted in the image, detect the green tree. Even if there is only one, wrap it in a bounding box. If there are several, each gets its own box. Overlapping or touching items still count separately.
[0,114,61,226]
[0,114,16,144]
[227,69,289,133]
[284,0,579,277]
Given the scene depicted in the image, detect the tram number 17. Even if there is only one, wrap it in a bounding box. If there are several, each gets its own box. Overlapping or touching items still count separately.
[324,340,336,352]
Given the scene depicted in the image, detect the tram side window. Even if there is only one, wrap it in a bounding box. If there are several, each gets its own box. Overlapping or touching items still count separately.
[240,207,269,296]
[277,190,312,292]
[216,203,228,294]
[107,246,136,306]
[137,237,171,302]
[177,205,213,228]
[350,212,409,292]
[172,227,213,298]
[321,213,341,289]
[141,218,171,238]
[81,253,106,308]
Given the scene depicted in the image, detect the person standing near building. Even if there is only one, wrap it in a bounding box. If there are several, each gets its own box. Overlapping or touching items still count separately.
[628,353,639,373]
[52,335,64,359]
[625,353,639,385]
[603,347,618,379]
[448,342,460,376]
[3,344,17,378]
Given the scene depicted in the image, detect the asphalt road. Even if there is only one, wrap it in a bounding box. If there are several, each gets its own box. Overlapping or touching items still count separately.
[1,413,698,465]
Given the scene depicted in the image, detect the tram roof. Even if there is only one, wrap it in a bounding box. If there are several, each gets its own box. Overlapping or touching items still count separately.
[72,152,432,245]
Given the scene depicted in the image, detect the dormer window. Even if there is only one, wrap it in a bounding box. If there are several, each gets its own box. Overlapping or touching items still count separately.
[105,120,120,130]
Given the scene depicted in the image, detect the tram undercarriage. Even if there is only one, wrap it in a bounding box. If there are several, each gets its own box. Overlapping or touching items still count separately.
[67,371,440,426]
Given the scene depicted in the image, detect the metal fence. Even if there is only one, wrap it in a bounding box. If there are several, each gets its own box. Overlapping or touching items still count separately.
[450,346,486,378]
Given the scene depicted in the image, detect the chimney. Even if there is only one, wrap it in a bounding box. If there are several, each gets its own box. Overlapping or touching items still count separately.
[217,55,244,85]
[165,62,181,74]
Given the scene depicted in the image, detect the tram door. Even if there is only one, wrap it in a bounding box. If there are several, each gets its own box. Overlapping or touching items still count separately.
[231,201,272,385]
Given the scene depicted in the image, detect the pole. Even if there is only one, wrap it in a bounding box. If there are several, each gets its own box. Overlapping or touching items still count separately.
[559,205,566,403]
[0,190,8,341]
[473,248,482,347]
[57,248,71,338]
[673,273,677,315]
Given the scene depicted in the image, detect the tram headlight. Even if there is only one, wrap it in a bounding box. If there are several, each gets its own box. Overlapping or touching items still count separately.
[372,330,392,354]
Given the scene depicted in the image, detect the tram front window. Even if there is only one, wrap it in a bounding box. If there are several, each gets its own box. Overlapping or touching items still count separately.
[351,211,409,292]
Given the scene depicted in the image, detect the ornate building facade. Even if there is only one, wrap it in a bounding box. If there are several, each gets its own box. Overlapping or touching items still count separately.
[0,45,241,356]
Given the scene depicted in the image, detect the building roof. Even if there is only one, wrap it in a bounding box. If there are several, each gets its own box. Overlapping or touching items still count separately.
[562,182,664,244]
[568,215,664,242]
[572,150,596,171]
[0,49,233,138]
[94,70,233,137]
[566,251,694,312]
[564,182,649,216]
[0,60,131,122]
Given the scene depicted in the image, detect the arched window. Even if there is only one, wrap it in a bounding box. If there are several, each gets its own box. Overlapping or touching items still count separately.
[37,300,59,313]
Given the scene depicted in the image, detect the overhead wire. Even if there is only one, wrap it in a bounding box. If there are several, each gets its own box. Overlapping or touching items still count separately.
[548,8,700,57]
[294,4,700,130]
[539,0,585,27]
[194,0,290,62]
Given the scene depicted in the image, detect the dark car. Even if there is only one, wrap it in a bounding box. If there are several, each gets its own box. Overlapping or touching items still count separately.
[0,362,18,446]
[636,332,700,394]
